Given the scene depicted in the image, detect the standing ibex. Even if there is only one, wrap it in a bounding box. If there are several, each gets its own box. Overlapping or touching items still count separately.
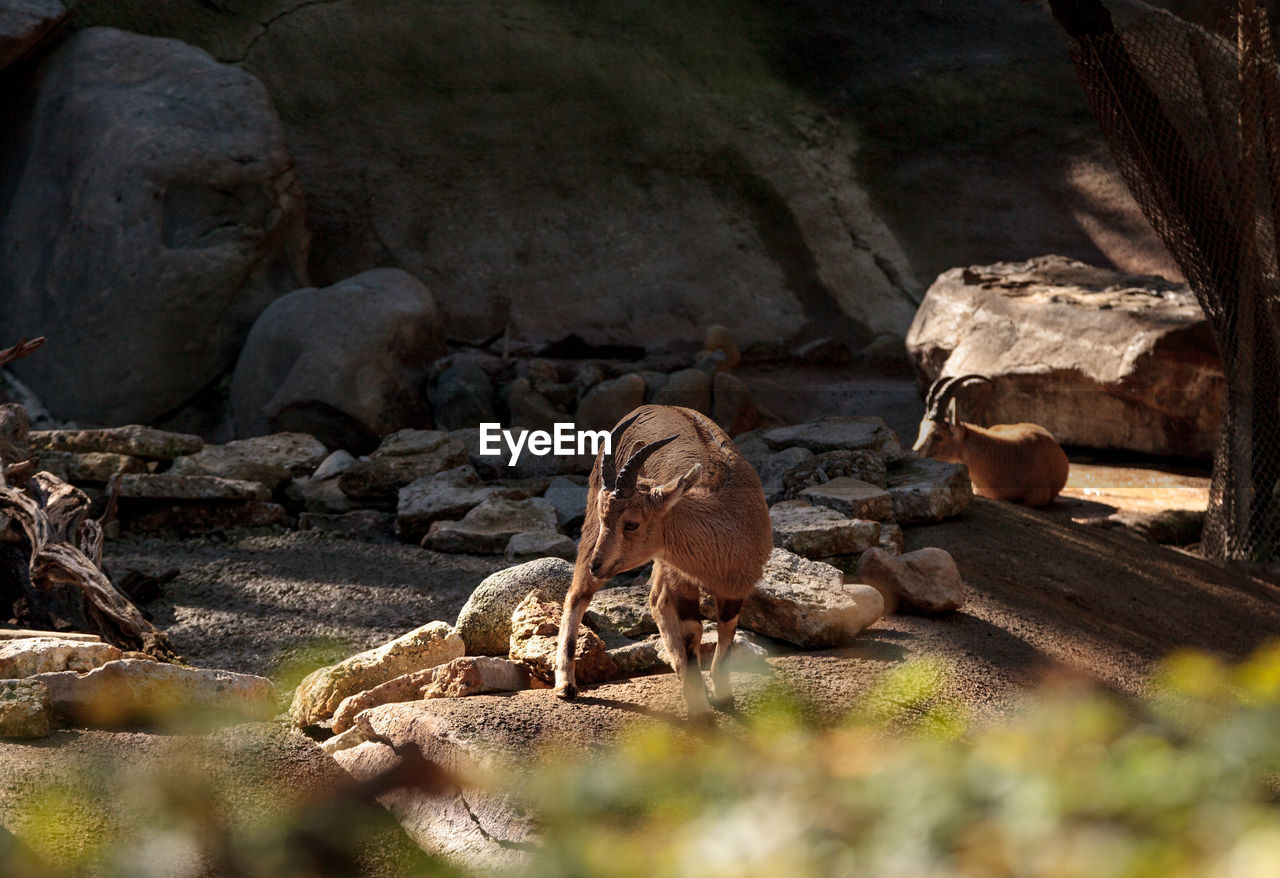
[554,405,771,721]
[914,374,1070,507]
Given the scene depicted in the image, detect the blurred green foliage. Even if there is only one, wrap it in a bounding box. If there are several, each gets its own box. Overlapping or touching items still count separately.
[6,644,1280,877]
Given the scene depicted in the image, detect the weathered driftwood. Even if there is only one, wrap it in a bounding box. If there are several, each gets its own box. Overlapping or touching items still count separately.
[0,469,178,660]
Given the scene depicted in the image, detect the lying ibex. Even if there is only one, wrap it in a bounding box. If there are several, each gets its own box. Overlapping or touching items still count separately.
[554,405,771,720]
[914,374,1069,507]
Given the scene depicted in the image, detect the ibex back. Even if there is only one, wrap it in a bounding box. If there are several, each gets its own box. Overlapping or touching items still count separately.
[554,405,771,721]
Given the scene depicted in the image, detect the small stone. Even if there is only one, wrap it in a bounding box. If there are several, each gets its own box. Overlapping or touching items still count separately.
[34,660,276,728]
[763,416,903,460]
[423,656,532,698]
[505,531,577,562]
[311,449,358,481]
[607,639,663,677]
[885,456,972,524]
[855,547,965,614]
[782,449,888,496]
[168,432,328,490]
[727,548,883,648]
[117,474,270,501]
[800,477,894,520]
[289,621,464,726]
[0,679,52,738]
[879,521,904,555]
[284,476,357,515]
[429,362,496,431]
[652,368,711,414]
[769,500,880,558]
[299,510,394,540]
[575,374,646,433]
[694,349,730,375]
[455,558,574,656]
[542,476,588,530]
[339,432,470,502]
[755,446,815,503]
[712,371,757,435]
[584,584,656,639]
[509,590,615,685]
[424,496,558,554]
[505,377,563,431]
[704,325,741,370]
[395,465,524,543]
[0,637,123,678]
[30,425,203,460]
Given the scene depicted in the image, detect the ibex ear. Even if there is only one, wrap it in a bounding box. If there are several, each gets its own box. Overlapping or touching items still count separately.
[654,463,701,512]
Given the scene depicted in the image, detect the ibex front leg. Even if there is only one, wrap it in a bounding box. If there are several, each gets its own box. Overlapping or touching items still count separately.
[650,562,712,721]
[554,552,604,701]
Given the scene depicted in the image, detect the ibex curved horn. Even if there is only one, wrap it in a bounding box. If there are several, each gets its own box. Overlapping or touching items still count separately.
[614,435,678,498]
[601,411,643,492]
[925,374,990,420]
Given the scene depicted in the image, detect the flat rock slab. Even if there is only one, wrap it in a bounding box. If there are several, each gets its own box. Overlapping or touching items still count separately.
[32,659,276,728]
[290,621,463,727]
[169,432,328,489]
[30,426,202,460]
[800,477,894,520]
[424,496,557,554]
[117,474,270,501]
[504,530,576,562]
[0,637,122,678]
[763,416,903,460]
[781,449,888,496]
[885,456,972,524]
[770,500,880,558]
[395,465,524,543]
[35,450,146,482]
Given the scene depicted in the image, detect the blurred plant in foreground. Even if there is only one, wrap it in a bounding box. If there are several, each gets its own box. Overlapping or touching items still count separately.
[523,645,1280,878]
[5,645,1280,877]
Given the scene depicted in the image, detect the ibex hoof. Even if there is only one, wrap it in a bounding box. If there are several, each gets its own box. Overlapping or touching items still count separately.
[687,709,717,730]
[553,682,579,701]
[711,693,735,712]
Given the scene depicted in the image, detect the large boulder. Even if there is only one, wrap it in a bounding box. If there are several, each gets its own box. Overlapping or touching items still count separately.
[454,558,574,656]
[230,268,445,452]
[168,432,328,490]
[0,27,308,425]
[69,0,921,351]
[32,660,277,728]
[906,256,1224,457]
[0,0,67,71]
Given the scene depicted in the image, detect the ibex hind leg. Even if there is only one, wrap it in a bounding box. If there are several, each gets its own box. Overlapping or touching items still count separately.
[710,598,743,710]
[650,565,711,722]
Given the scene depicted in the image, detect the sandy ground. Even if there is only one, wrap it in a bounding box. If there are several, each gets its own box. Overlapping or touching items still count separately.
[107,531,507,682]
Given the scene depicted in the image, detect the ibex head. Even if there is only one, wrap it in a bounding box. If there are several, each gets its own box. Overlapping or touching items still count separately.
[913,374,991,460]
[588,412,702,580]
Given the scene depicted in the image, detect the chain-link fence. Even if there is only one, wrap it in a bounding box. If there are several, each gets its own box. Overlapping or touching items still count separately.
[1064,0,1280,559]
